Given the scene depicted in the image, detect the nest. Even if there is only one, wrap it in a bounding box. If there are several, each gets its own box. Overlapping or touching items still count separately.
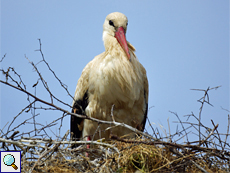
[1,132,229,173]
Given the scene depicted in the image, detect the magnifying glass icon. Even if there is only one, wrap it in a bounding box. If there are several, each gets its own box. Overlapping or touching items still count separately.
[3,154,18,170]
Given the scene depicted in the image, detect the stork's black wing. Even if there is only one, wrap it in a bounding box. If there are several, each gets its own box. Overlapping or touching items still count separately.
[70,91,88,147]
[140,89,148,131]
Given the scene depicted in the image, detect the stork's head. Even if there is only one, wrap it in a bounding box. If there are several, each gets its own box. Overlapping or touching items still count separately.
[103,12,130,60]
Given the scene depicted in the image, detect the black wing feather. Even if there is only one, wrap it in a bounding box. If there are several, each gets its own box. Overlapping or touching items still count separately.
[140,89,148,131]
[70,91,88,142]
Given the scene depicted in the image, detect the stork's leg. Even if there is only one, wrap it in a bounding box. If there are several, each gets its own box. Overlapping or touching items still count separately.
[86,136,91,157]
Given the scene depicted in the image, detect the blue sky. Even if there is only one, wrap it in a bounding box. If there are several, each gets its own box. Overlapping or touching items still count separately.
[1,1,229,142]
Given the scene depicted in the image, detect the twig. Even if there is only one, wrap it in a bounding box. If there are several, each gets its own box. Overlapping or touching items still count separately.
[211,120,223,150]
[6,100,36,136]
[167,117,172,142]
[29,131,69,173]
[0,53,6,62]
[223,114,230,150]
[35,39,74,99]
[191,86,221,145]
[200,123,219,146]
[170,111,189,143]
[147,117,158,138]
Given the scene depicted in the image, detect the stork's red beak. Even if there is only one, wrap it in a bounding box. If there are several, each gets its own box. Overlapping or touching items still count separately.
[115,27,130,60]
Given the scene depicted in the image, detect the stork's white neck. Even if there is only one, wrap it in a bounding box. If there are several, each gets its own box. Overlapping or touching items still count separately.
[103,31,128,61]
[103,31,116,51]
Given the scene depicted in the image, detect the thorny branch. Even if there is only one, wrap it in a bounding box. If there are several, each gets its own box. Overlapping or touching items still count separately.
[191,86,221,145]
[35,39,74,100]
[25,55,71,108]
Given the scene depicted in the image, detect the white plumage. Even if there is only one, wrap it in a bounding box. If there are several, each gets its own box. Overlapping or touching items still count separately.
[71,12,148,143]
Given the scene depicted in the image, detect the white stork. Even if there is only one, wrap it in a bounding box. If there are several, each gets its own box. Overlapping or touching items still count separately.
[71,12,148,144]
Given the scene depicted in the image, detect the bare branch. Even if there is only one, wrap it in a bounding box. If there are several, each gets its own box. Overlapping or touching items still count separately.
[191,86,221,145]
[170,111,189,143]
[35,39,74,99]
[0,53,7,62]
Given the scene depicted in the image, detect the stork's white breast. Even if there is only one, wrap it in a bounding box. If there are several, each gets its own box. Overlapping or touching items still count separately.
[88,53,143,109]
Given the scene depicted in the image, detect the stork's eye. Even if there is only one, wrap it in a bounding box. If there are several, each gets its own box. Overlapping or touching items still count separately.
[126,22,128,26]
[109,20,115,27]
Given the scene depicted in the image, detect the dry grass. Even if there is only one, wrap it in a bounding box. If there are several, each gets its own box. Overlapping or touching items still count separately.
[16,136,229,173]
